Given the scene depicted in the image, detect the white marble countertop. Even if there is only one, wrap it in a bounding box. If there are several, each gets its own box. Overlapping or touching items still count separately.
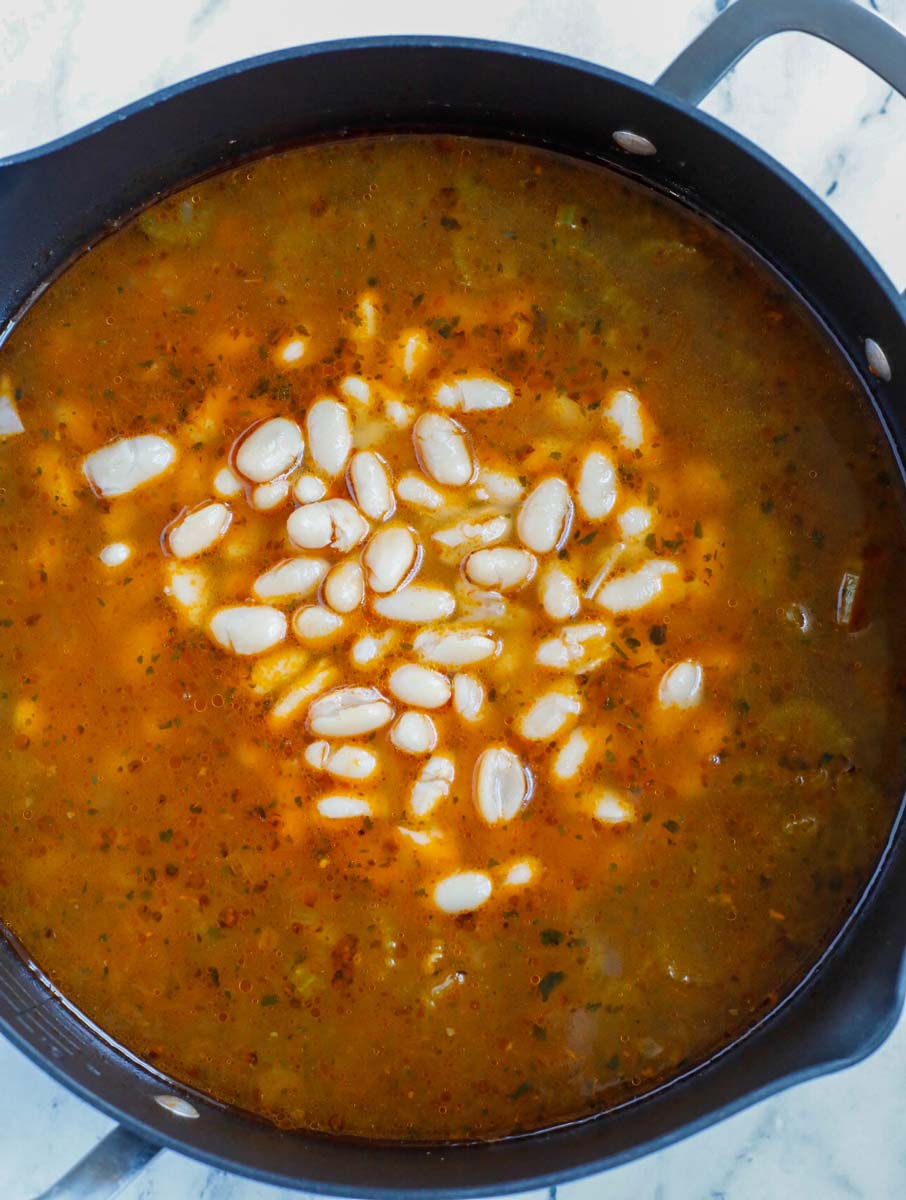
[2,1,906,1197]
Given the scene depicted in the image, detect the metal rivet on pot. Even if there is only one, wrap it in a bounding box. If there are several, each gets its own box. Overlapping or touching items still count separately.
[612,130,657,156]
[865,338,892,381]
[154,1095,200,1118]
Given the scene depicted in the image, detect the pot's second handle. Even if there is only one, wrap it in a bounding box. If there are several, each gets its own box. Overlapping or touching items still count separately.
[33,1127,160,1200]
[656,0,906,301]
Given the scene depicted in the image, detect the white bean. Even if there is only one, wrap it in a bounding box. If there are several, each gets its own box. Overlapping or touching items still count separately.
[595,560,678,612]
[293,474,327,503]
[552,729,590,782]
[518,690,581,740]
[594,791,636,824]
[277,337,307,366]
[577,450,617,520]
[400,330,429,376]
[287,499,370,553]
[503,861,534,886]
[607,389,644,450]
[464,547,536,592]
[388,664,451,709]
[307,398,352,477]
[83,434,176,497]
[234,417,303,483]
[340,375,371,407]
[318,795,372,820]
[308,686,394,737]
[390,711,437,755]
[305,740,378,780]
[536,623,609,671]
[271,664,337,721]
[209,605,286,655]
[164,564,207,616]
[253,557,328,600]
[539,565,580,621]
[348,451,395,520]
[413,413,474,486]
[435,377,512,412]
[323,560,365,614]
[363,526,419,594]
[433,871,492,914]
[292,605,345,643]
[516,477,572,554]
[251,478,290,511]
[397,472,445,511]
[350,632,395,668]
[373,585,455,623]
[432,515,509,550]
[410,754,455,817]
[584,542,626,602]
[414,628,498,667]
[474,746,530,824]
[99,542,130,567]
[477,469,523,505]
[168,501,231,558]
[452,673,485,722]
[0,393,24,437]
[213,465,243,497]
[618,505,652,537]
[658,661,704,709]
[385,398,415,429]
[397,826,433,846]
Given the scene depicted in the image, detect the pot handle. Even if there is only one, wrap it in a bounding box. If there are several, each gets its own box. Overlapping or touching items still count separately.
[31,1127,160,1200]
[656,0,906,300]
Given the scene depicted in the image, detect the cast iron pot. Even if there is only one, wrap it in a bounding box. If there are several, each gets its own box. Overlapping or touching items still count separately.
[3,1,906,1196]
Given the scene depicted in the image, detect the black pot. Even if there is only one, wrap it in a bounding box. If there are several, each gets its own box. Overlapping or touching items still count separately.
[3,0,906,1195]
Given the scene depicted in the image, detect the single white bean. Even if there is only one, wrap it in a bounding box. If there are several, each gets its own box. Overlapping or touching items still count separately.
[292,605,345,643]
[83,434,176,497]
[350,632,395,668]
[410,754,455,817]
[287,498,370,553]
[477,469,523,505]
[253,556,328,600]
[397,472,445,511]
[271,664,337,721]
[293,473,327,503]
[308,686,394,737]
[390,711,437,755]
[168,502,231,558]
[618,505,652,537]
[397,826,433,846]
[464,547,536,592]
[503,861,534,887]
[594,791,636,824]
[323,560,365,614]
[607,389,644,450]
[348,451,395,521]
[277,337,307,365]
[539,565,579,621]
[518,690,581,740]
[307,398,352,477]
[234,417,303,483]
[317,795,372,819]
[0,393,24,437]
[209,605,286,655]
[164,564,207,616]
[432,515,509,550]
[435,377,511,412]
[340,375,371,407]
[400,330,429,376]
[363,526,419,594]
[536,622,609,670]
[385,398,415,429]
[414,628,498,667]
[388,664,451,709]
[433,871,492,914]
[658,661,704,709]
[552,729,590,782]
[474,746,530,824]
[373,585,455,623]
[99,542,130,567]
[452,673,485,722]
[585,542,626,602]
[413,413,473,486]
[595,560,678,612]
[251,478,290,511]
[516,476,572,554]
[577,450,617,520]
[305,740,378,780]
[213,465,243,497]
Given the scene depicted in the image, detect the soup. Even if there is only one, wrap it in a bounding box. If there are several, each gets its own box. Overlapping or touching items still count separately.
[0,136,904,1141]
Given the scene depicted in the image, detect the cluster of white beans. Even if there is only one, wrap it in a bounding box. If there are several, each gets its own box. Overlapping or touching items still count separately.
[81,343,704,917]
